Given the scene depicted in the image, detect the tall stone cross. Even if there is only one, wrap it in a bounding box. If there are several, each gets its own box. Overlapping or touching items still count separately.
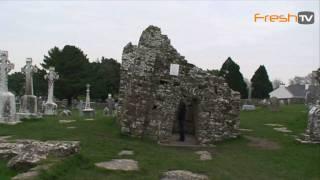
[44,67,59,104]
[0,51,14,92]
[21,58,38,95]
[84,84,92,110]
[313,69,320,84]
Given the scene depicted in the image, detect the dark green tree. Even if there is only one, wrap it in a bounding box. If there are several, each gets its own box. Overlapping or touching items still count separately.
[89,57,120,100]
[8,72,24,96]
[251,65,273,99]
[41,45,90,105]
[219,57,248,99]
[33,69,47,97]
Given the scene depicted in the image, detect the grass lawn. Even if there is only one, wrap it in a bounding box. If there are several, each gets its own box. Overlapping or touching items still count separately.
[0,105,319,180]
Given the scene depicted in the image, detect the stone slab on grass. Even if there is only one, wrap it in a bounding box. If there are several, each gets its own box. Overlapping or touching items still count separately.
[161,170,209,180]
[273,127,292,133]
[59,120,76,124]
[118,150,134,156]
[95,159,139,171]
[264,123,283,127]
[195,151,212,160]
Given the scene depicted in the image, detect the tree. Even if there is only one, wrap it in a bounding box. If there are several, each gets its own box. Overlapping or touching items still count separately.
[219,57,248,99]
[289,73,318,86]
[42,45,90,105]
[8,72,24,96]
[272,79,284,89]
[88,57,120,100]
[251,65,273,99]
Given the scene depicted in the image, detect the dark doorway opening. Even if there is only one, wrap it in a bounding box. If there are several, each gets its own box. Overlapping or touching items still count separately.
[172,97,198,143]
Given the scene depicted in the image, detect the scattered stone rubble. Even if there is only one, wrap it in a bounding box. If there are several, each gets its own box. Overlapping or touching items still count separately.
[119,25,240,145]
[161,170,209,180]
[0,138,80,171]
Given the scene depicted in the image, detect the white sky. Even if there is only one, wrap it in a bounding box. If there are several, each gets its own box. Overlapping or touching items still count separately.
[0,0,319,84]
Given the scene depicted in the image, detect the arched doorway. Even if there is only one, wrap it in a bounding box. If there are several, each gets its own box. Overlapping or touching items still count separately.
[171,97,199,144]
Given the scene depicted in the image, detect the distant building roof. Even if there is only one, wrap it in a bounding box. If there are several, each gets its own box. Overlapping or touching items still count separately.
[269,84,319,99]
[286,84,305,98]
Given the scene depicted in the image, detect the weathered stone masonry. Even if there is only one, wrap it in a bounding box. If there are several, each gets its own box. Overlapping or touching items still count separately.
[119,26,240,145]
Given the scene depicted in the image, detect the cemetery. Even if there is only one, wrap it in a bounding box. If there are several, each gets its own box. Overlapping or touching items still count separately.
[0,24,319,179]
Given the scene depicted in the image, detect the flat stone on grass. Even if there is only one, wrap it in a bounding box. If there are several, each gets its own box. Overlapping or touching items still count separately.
[12,170,39,180]
[66,126,77,129]
[273,127,292,133]
[59,120,76,124]
[118,150,134,156]
[239,128,253,132]
[95,159,139,171]
[161,170,209,180]
[84,118,94,121]
[264,123,283,127]
[195,151,212,160]
[12,163,53,180]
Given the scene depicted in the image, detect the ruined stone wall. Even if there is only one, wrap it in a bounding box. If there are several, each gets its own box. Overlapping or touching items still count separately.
[119,26,240,145]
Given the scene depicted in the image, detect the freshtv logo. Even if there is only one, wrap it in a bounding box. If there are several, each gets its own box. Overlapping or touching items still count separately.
[254,11,315,25]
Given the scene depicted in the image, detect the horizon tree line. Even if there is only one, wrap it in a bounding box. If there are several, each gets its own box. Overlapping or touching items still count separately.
[8,45,279,103]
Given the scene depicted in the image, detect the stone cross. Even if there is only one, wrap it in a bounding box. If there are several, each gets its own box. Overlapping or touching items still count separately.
[44,67,59,104]
[248,85,253,102]
[21,58,38,95]
[313,69,320,84]
[84,84,92,110]
[0,51,14,92]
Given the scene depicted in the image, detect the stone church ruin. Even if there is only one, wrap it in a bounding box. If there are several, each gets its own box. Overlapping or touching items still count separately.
[119,26,240,145]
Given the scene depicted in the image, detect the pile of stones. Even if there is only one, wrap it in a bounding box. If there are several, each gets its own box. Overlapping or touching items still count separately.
[0,137,80,171]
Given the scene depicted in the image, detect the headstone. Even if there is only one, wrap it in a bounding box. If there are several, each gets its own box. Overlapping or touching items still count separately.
[269,97,280,112]
[59,109,72,116]
[103,93,115,116]
[17,58,41,119]
[0,50,19,124]
[44,67,59,115]
[81,84,95,117]
[242,84,256,111]
[297,101,320,143]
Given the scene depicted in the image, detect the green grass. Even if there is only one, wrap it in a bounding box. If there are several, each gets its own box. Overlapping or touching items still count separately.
[0,105,319,180]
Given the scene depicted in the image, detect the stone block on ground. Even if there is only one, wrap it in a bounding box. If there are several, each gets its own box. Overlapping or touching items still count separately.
[118,150,134,156]
[59,120,76,124]
[195,151,212,160]
[161,170,209,180]
[95,159,139,171]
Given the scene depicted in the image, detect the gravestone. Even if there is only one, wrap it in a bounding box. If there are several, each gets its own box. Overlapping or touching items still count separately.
[242,83,256,111]
[44,67,59,115]
[297,101,320,144]
[269,97,280,112]
[81,84,95,117]
[104,93,115,116]
[297,69,320,144]
[18,58,41,119]
[0,51,19,124]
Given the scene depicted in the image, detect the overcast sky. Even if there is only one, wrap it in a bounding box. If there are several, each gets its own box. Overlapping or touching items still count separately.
[0,1,319,83]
